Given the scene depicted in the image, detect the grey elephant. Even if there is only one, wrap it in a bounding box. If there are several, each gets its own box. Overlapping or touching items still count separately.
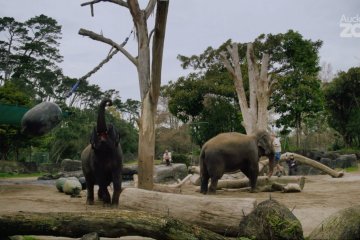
[200,130,275,194]
[81,99,123,206]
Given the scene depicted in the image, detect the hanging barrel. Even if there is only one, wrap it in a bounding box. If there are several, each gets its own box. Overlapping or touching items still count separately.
[21,102,62,136]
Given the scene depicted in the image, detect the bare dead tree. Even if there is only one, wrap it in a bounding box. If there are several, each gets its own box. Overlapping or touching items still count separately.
[79,0,169,190]
[220,43,273,134]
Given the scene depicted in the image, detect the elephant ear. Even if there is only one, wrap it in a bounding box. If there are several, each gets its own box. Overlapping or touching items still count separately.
[90,127,98,149]
[256,130,272,156]
[107,124,120,147]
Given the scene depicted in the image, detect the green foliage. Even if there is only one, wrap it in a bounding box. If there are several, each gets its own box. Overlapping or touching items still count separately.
[324,67,360,147]
[268,31,324,141]
[0,15,139,162]
[164,70,244,146]
[171,153,190,166]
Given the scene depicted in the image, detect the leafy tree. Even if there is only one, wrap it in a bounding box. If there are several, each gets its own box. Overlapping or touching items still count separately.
[269,31,324,146]
[164,69,244,146]
[0,82,33,160]
[324,67,360,147]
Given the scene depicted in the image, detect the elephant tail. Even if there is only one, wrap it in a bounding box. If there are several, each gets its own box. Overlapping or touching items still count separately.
[199,147,207,177]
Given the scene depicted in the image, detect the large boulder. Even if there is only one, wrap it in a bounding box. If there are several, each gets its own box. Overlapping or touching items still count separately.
[61,159,82,172]
[154,163,188,183]
[238,199,303,240]
[122,166,138,181]
[334,154,357,168]
[309,205,360,240]
[55,177,67,192]
[63,178,82,196]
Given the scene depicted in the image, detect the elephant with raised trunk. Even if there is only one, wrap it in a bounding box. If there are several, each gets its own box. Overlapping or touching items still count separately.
[200,130,275,194]
[81,99,123,206]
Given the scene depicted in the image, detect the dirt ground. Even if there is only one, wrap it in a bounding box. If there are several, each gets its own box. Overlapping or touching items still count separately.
[1,170,360,238]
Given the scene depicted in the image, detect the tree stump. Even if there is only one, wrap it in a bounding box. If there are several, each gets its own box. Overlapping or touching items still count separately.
[238,199,304,240]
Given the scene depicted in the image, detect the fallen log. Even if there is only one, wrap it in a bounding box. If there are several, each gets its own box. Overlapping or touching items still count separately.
[259,152,344,178]
[133,174,192,193]
[195,176,305,191]
[0,210,227,240]
[119,188,256,236]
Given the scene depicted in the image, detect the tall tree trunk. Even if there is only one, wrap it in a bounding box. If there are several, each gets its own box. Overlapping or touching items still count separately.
[138,93,156,189]
[79,0,169,190]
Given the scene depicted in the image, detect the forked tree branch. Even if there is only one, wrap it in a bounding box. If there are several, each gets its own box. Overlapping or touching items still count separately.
[79,28,138,66]
[81,0,128,8]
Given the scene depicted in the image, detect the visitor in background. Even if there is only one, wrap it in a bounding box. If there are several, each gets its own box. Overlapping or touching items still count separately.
[272,133,283,177]
[163,149,172,166]
[286,153,298,176]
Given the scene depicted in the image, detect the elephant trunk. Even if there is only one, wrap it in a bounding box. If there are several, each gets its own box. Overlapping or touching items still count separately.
[97,99,112,133]
[267,151,275,177]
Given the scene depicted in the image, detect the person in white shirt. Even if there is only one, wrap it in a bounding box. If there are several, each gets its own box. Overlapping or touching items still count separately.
[163,149,172,166]
[272,133,283,176]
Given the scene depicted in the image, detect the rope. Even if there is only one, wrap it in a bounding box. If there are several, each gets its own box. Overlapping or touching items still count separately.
[64,27,134,98]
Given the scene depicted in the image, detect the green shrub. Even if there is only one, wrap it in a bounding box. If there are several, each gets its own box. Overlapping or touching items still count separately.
[172,153,190,166]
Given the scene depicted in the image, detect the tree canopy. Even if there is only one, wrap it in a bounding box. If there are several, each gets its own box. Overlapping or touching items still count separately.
[324,67,360,147]
[0,15,139,161]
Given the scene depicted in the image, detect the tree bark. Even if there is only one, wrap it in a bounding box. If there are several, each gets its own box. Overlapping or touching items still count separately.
[119,188,256,236]
[80,0,169,190]
[220,42,271,134]
[0,210,227,240]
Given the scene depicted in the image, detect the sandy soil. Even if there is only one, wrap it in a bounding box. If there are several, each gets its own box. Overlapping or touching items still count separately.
[1,171,360,238]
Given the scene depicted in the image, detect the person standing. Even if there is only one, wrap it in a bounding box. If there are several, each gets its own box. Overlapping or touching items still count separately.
[163,149,172,166]
[272,133,283,177]
[286,153,298,176]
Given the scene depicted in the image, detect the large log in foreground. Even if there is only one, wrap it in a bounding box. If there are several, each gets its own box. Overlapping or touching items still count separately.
[120,188,257,236]
[0,210,227,240]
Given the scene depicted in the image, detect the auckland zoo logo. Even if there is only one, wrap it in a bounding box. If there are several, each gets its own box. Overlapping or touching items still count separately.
[339,14,360,38]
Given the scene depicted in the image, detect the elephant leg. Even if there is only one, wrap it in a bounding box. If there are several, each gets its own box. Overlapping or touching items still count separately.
[111,172,122,206]
[249,172,259,192]
[200,171,210,194]
[208,177,219,194]
[86,180,95,205]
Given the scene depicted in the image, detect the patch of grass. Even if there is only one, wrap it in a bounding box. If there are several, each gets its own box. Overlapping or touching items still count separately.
[345,165,359,172]
[0,172,44,178]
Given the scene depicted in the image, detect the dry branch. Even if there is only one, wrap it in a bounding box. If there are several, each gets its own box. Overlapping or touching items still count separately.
[0,210,226,239]
[119,188,256,236]
[78,28,137,66]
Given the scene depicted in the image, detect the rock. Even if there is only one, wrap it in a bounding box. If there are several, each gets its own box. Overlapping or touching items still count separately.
[63,178,82,196]
[59,170,83,178]
[78,176,87,190]
[81,232,99,240]
[238,199,303,240]
[319,158,334,168]
[55,177,67,192]
[322,151,340,160]
[122,166,138,181]
[61,159,82,172]
[309,205,360,240]
[154,163,187,183]
[21,101,62,136]
[334,154,357,168]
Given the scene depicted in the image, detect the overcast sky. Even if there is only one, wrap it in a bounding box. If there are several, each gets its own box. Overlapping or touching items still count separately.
[1,0,360,100]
